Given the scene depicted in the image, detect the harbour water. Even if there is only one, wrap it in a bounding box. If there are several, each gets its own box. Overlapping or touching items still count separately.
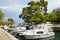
[54,30,60,40]
[15,30,60,40]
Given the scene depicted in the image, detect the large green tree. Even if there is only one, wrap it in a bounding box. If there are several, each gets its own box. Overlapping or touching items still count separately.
[19,0,57,24]
[19,0,48,23]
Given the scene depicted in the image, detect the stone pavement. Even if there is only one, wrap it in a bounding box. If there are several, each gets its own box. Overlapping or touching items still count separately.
[0,28,18,40]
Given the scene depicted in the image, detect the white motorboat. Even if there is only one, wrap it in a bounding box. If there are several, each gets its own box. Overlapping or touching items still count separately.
[16,22,55,39]
[23,30,55,39]
[14,27,26,35]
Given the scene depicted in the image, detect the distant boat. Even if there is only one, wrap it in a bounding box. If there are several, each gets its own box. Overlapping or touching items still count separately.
[14,22,55,39]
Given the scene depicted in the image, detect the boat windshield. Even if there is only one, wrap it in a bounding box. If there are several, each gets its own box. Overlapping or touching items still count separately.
[37,31,43,34]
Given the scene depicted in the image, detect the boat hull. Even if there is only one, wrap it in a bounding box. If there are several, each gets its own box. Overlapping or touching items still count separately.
[24,32,55,39]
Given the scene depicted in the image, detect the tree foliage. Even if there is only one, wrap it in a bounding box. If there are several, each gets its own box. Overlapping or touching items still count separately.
[5,18,15,28]
[19,1,43,23]
[19,0,57,24]
[52,8,60,23]
[0,9,15,26]
[0,10,4,25]
[8,18,14,23]
[0,10,4,20]
[0,9,15,28]
[7,18,15,25]
[40,0,48,15]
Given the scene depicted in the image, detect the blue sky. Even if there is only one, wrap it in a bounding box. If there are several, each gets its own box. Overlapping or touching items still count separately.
[0,0,60,24]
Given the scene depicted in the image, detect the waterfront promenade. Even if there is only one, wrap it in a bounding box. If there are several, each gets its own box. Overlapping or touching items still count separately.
[52,24,60,30]
[53,24,60,27]
[0,28,18,40]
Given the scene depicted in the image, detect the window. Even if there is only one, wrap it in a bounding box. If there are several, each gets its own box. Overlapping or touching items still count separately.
[37,31,43,34]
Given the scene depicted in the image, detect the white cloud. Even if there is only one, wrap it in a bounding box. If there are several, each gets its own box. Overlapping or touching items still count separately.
[0,4,29,13]
[0,6,14,10]
[1,0,60,13]
[0,6,8,9]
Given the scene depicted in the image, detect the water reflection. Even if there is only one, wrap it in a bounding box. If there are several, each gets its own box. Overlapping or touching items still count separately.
[40,36,55,40]
[19,36,55,40]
